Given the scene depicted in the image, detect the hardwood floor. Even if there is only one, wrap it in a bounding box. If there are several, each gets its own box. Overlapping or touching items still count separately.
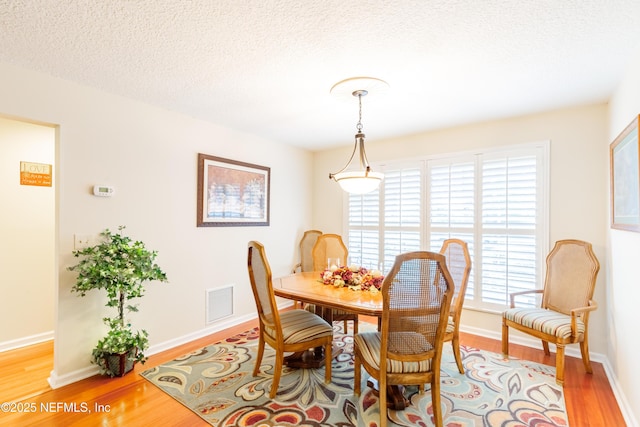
[0,318,626,426]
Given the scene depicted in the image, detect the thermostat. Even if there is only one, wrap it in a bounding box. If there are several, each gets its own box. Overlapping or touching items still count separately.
[93,185,115,197]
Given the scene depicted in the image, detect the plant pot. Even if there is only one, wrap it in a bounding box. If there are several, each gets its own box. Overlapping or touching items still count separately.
[104,347,137,377]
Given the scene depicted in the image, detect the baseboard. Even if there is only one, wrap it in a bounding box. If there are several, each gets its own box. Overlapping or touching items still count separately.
[48,365,99,389]
[459,324,608,362]
[601,358,639,427]
[0,330,54,353]
[146,311,258,356]
[46,311,262,389]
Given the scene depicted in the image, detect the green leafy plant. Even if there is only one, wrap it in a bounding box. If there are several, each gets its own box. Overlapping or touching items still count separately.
[68,226,168,376]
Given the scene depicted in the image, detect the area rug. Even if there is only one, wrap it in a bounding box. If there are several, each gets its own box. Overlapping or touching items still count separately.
[141,325,568,426]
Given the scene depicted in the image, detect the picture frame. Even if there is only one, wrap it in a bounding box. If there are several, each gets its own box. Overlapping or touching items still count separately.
[610,115,640,232]
[197,153,270,227]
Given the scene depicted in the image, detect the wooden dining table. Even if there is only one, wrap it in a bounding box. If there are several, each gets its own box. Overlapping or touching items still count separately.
[273,270,383,319]
[274,271,378,365]
[273,271,408,410]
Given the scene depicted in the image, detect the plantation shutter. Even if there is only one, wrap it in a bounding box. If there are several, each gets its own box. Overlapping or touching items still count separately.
[428,158,476,299]
[348,189,380,269]
[347,166,421,272]
[480,153,540,307]
[345,142,547,310]
[382,168,422,270]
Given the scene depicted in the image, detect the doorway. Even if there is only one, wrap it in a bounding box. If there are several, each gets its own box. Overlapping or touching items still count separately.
[0,116,56,399]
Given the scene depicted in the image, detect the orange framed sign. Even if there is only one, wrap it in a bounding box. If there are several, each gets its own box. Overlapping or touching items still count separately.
[20,161,52,187]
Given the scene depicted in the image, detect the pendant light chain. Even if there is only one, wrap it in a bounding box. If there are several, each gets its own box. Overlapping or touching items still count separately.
[356,92,363,133]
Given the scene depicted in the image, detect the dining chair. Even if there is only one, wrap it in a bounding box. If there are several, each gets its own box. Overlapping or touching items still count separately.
[292,230,323,308]
[247,241,334,398]
[502,239,600,385]
[354,251,454,427]
[311,233,349,271]
[293,229,322,273]
[439,238,471,374]
[310,233,359,334]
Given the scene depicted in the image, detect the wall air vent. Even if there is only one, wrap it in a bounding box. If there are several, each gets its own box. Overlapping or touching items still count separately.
[206,285,234,324]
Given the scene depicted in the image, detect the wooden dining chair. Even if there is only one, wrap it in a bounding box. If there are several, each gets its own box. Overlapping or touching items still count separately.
[293,229,322,273]
[292,230,323,308]
[311,233,348,271]
[354,251,454,427]
[247,241,334,398]
[439,238,471,374]
[310,234,359,334]
[502,239,600,385]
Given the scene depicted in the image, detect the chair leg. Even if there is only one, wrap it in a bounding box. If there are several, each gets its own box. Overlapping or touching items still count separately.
[270,352,283,398]
[542,340,551,356]
[501,321,509,358]
[379,376,387,427]
[343,320,348,333]
[324,341,332,384]
[580,339,593,374]
[431,371,443,427]
[253,335,265,376]
[451,333,464,374]
[354,350,361,395]
[353,317,358,334]
[555,344,565,386]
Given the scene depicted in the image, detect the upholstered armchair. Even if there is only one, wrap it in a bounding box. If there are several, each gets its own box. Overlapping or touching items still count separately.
[502,239,600,385]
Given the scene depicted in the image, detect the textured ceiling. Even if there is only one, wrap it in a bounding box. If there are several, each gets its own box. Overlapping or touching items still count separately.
[1,0,640,150]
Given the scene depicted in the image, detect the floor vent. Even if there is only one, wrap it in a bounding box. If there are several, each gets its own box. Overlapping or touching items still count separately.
[206,285,234,324]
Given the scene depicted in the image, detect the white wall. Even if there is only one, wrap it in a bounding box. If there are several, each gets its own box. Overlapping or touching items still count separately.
[314,103,609,353]
[0,117,55,347]
[608,50,640,425]
[0,62,315,384]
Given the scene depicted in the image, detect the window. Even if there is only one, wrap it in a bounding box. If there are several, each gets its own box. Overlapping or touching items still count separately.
[348,166,421,271]
[345,143,548,310]
[428,157,476,300]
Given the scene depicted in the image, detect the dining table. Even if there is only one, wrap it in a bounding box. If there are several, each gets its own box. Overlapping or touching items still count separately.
[273,271,409,410]
[273,270,383,319]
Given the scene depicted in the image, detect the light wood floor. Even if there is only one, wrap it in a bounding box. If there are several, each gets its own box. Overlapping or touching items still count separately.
[0,318,626,426]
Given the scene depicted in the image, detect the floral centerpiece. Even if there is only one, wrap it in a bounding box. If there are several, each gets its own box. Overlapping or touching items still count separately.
[320,264,384,293]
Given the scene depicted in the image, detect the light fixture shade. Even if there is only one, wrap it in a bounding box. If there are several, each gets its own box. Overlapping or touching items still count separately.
[333,171,384,194]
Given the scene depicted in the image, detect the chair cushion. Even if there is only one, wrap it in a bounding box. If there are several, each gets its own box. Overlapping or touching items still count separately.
[355,332,433,373]
[503,307,585,339]
[264,309,333,344]
[445,316,455,334]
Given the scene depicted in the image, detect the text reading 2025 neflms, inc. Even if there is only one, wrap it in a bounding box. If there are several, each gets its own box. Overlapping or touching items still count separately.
[1,401,111,414]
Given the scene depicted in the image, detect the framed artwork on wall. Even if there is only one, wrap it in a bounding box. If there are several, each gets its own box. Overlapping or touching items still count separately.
[197,153,270,227]
[610,115,640,232]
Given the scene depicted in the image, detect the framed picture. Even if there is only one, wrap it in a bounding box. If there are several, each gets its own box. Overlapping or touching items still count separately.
[610,115,640,232]
[197,153,270,227]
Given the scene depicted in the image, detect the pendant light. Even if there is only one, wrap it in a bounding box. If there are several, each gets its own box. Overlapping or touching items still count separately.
[329,77,387,194]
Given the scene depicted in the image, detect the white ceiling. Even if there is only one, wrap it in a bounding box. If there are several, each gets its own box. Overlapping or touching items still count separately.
[2,0,640,151]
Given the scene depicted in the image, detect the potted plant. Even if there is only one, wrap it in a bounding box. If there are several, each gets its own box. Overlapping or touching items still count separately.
[68,226,168,377]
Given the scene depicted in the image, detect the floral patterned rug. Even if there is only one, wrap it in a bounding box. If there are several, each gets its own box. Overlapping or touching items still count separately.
[141,324,568,426]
